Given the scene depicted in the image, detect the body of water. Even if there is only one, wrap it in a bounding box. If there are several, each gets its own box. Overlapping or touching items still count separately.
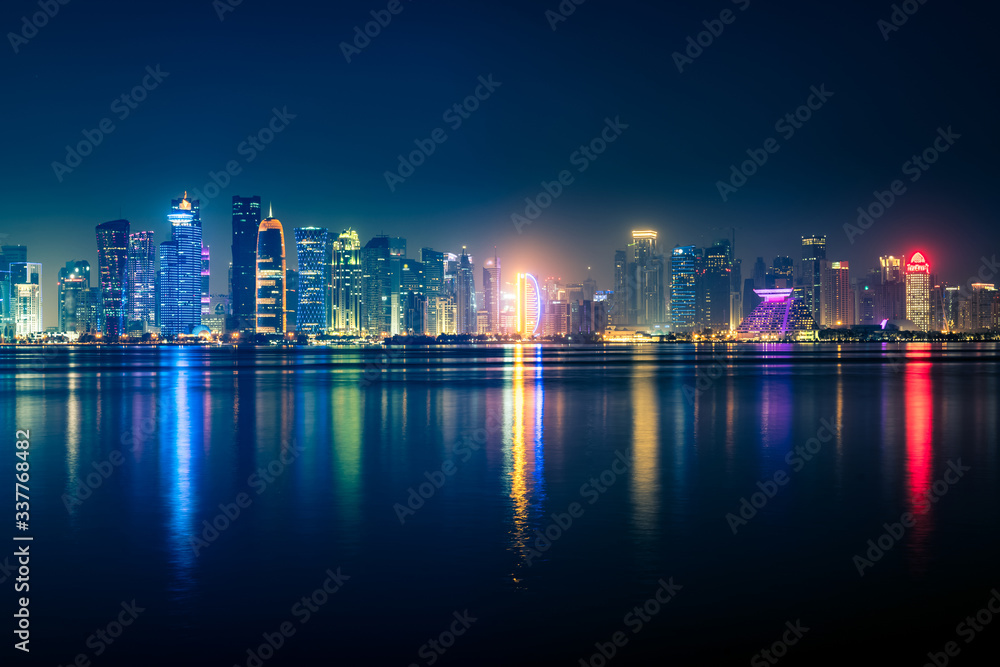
[3,343,999,665]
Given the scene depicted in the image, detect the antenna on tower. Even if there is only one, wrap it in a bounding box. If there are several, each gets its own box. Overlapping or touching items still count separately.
[269,203,273,218]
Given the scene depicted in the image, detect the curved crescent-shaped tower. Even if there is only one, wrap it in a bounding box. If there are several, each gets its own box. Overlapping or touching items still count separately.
[256,213,287,334]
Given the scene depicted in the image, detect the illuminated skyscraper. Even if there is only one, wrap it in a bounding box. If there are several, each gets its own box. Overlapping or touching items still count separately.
[58,260,90,333]
[771,256,793,288]
[10,262,42,336]
[96,219,130,338]
[158,195,202,336]
[362,235,393,335]
[294,227,329,333]
[630,230,665,326]
[799,235,826,322]
[880,255,903,284]
[401,259,427,334]
[820,260,854,327]
[456,248,476,334]
[127,232,156,327]
[420,247,445,335]
[332,229,363,333]
[256,209,287,334]
[516,272,541,337]
[670,245,698,332]
[699,239,732,332]
[611,249,628,326]
[483,252,501,333]
[905,252,931,331]
[201,246,211,323]
[231,195,262,333]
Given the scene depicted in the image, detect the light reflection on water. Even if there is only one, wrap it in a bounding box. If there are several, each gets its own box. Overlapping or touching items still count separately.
[2,343,999,665]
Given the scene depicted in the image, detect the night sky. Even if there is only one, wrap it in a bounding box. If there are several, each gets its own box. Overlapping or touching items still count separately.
[4,0,998,325]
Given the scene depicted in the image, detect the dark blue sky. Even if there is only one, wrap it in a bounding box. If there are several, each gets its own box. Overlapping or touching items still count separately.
[4,0,998,324]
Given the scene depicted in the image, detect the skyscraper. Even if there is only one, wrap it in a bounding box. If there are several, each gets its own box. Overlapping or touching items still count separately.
[612,249,628,327]
[362,235,393,336]
[58,260,90,333]
[820,260,854,327]
[256,209,287,334]
[670,245,698,332]
[905,251,931,332]
[158,195,202,336]
[483,252,501,333]
[231,195,262,333]
[516,272,541,337]
[1,245,27,272]
[456,248,476,334]
[630,230,665,326]
[420,247,445,336]
[699,239,732,332]
[127,232,156,328]
[799,235,826,322]
[11,262,42,337]
[401,259,427,334]
[332,229,363,333]
[201,246,211,324]
[96,219,130,339]
[294,227,329,333]
[772,256,793,288]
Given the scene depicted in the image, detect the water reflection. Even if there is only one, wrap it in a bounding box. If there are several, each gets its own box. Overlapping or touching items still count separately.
[162,369,197,601]
[904,346,933,572]
[504,345,546,585]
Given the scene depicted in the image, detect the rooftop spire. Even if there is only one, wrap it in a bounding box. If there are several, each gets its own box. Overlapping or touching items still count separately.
[269,202,273,218]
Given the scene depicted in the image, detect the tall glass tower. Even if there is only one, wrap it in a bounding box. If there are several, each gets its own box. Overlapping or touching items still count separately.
[127,232,156,327]
[332,229,362,333]
[294,227,329,333]
[95,219,130,338]
[58,260,90,333]
[456,248,475,334]
[483,252,501,334]
[670,245,698,332]
[158,194,202,335]
[231,195,262,333]
[799,235,826,322]
[256,208,287,334]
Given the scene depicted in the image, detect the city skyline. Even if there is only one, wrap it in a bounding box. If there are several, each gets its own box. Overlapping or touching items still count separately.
[4,1,998,329]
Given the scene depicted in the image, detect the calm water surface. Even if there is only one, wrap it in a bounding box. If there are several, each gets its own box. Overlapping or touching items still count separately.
[3,343,999,665]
